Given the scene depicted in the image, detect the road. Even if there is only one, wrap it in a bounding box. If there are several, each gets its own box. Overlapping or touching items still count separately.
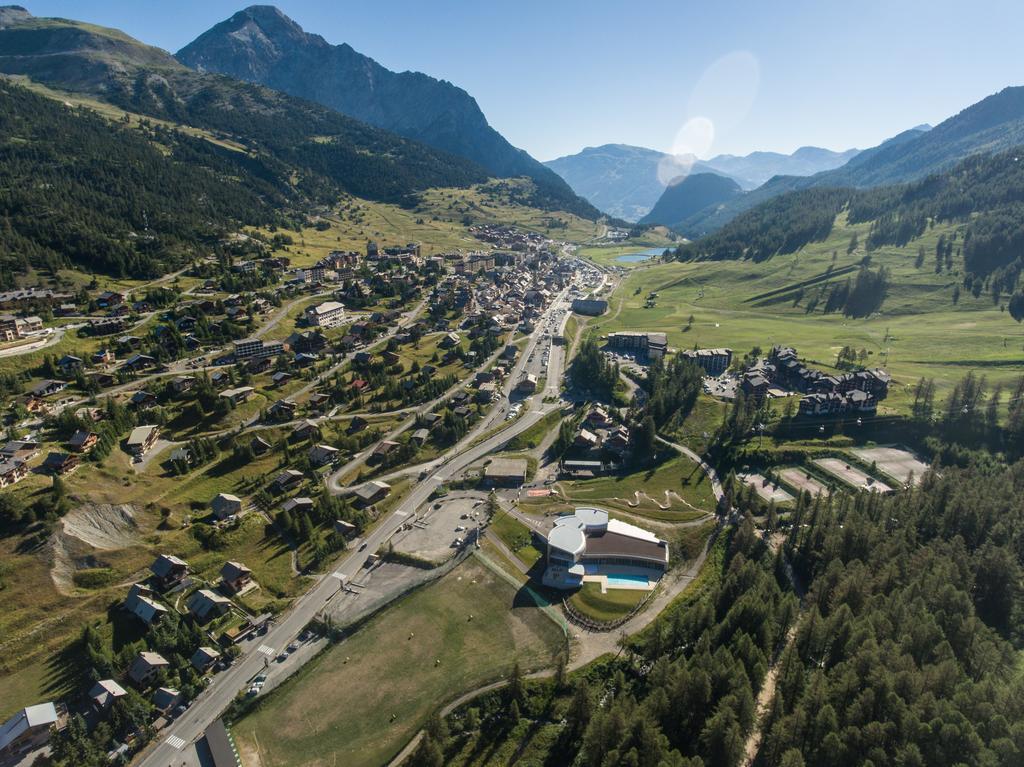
[136,288,578,767]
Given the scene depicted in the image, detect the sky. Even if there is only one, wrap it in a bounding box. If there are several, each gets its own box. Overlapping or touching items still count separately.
[22,0,1024,161]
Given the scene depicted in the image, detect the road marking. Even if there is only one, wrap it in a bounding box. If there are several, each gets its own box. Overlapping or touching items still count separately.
[165,735,187,750]
[257,644,275,656]
[395,510,409,518]
[330,571,345,580]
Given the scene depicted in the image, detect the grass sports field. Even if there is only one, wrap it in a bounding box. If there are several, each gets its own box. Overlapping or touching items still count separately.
[589,215,1024,412]
[232,557,563,767]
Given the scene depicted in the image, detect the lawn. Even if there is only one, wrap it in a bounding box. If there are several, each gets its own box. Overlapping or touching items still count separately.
[568,582,646,622]
[591,215,1024,411]
[559,453,717,520]
[489,512,543,568]
[504,408,564,451]
[231,558,563,767]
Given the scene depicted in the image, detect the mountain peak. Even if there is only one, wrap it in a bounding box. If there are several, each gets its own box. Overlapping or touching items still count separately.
[0,5,32,26]
[176,8,596,218]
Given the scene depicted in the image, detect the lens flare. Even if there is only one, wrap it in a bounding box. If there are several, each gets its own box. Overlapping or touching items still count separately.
[657,117,715,185]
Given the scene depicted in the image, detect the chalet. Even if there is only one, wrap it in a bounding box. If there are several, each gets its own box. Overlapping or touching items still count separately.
[308,392,331,411]
[410,428,430,446]
[211,493,243,520]
[271,371,292,387]
[220,561,254,594]
[287,330,327,354]
[1,440,39,462]
[29,379,66,398]
[186,589,232,623]
[123,583,168,626]
[419,412,441,430]
[0,460,29,488]
[127,651,169,686]
[0,703,62,761]
[353,351,374,366]
[126,424,160,456]
[291,419,320,440]
[87,371,116,388]
[453,405,472,419]
[272,469,305,493]
[741,374,770,403]
[250,435,273,455]
[369,440,399,463]
[96,291,124,308]
[585,407,612,429]
[350,378,369,393]
[334,519,357,537]
[61,427,93,452]
[247,356,272,374]
[354,480,391,507]
[56,355,83,376]
[151,687,183,715]
[439,332,461,349]
[476,382,497,403]
[209,370,231,388]
[42,451,79,476]
[605,425,631,453]
[268,400,298,421]
[517,374,538,394]
[149,554,189,591]
[115,335,141,349]
[308,443,339,467]
[574,429,600,449]
[89,680,127,712]
[170,375,196,395]
[282,496,316,515]
[123,353,156,371]
[219,386,255,405]
[475,370,495,385]
[130,390,158,409]
[190,646,221,673]
[92,348,116,365]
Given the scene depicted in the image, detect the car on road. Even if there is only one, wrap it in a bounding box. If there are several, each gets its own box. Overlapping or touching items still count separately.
[358,542,368,551]
[276,652,288,662]
[287,642,299,652]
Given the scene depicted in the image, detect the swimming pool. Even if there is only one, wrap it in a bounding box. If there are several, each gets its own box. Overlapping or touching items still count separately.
[605,574,650,588]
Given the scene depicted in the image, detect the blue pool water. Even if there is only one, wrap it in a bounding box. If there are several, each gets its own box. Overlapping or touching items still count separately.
[605,574,650,587]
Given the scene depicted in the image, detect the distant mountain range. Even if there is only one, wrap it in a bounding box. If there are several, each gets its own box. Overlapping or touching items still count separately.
[176,5,596,219]
[638,173,742,229]
[678,87,1024,236]
[544,143,859,221]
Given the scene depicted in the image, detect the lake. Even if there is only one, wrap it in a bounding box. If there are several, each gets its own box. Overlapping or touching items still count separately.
[615,247,668,263]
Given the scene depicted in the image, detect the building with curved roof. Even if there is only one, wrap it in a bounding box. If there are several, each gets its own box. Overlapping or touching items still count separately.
[542,507,669,591]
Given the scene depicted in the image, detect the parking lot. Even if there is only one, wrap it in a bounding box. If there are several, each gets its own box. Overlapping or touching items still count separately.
[391,493,485,564]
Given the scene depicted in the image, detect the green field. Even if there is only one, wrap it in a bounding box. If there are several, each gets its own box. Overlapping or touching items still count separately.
[592,215,1024,409]
[568,582,646,622]
[558,453,717,521]
[488,512,543,568]
[232,558,562,767]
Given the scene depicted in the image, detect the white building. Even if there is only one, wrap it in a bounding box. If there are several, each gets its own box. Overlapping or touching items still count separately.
[542,507,669,591]
[305,300,346,328]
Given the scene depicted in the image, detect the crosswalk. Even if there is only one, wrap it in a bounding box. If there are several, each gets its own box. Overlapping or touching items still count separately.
[165,735,187,750]
[256,644,275,656]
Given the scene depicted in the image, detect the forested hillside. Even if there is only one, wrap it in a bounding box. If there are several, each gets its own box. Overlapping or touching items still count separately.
[0,82,290,281]
[175,6,600,221]
[416,463,1024,767]
[677,147,1024,316]
[0,13,489,207]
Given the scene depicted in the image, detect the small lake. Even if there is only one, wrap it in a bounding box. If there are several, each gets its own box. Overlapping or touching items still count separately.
[615,247,668,263]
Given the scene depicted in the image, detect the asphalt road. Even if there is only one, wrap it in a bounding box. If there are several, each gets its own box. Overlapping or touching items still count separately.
[136,290,576,767]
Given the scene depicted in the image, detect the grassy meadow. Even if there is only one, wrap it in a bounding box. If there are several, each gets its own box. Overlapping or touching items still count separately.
[590,215,1024,410]
[231,558,563,767]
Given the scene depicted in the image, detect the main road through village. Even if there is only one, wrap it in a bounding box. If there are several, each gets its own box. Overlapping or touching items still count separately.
[137,287,576,767]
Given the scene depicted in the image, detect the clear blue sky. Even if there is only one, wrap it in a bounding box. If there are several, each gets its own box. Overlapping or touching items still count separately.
[23,0,1024,161]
